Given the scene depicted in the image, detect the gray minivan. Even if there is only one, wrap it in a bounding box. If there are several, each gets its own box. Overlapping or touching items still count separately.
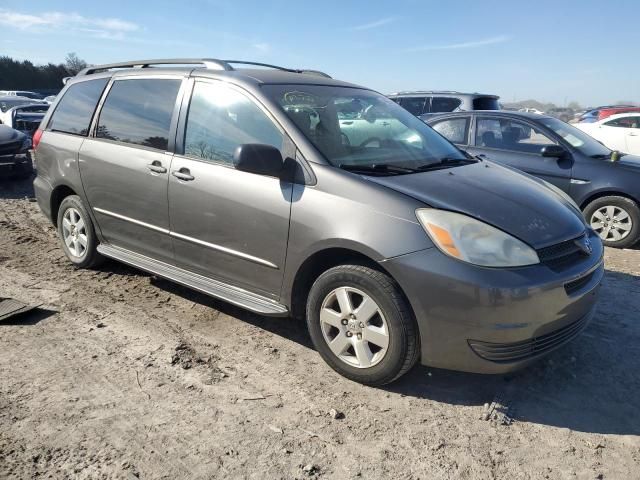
[33,59,603,385]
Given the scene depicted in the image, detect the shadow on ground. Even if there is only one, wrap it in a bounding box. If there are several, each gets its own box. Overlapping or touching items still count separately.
[0,307,57,326]
[0,175,36,200]
[92,258,640,437]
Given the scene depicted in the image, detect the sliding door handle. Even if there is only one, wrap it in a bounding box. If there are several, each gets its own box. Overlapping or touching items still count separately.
[172,168,195,181]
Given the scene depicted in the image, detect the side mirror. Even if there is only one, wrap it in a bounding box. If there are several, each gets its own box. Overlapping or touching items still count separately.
[233,143,283,177]
[540,145,566,158]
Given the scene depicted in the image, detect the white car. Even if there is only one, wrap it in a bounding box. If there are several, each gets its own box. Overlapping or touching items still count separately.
[576,113,640,155]
[518,108,545,115]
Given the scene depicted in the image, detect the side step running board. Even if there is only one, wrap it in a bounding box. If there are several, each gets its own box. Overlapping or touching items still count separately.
[97,244,289,316]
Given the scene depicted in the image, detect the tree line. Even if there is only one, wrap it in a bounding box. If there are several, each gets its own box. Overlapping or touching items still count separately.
[0,53,88,92]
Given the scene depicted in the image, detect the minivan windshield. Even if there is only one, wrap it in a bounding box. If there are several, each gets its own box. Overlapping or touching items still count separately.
[263,85,470,174]
[539,117,612,158]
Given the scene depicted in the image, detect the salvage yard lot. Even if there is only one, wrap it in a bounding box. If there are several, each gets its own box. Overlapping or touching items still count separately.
[1,179,639,480]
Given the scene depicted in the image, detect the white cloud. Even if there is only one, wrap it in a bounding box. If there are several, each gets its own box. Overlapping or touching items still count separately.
[408,35,511,52]
[350,17,397,31]
[0,9,139,40]
[252,42,271,53]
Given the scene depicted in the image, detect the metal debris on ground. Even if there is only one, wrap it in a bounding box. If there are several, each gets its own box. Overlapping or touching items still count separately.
[0,297,41,322]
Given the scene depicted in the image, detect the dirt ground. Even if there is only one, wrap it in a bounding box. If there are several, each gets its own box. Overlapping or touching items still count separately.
[1,177,639,480]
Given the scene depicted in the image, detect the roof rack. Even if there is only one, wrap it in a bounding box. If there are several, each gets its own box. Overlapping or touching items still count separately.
[75,58,332,79]
[76,58,233,76]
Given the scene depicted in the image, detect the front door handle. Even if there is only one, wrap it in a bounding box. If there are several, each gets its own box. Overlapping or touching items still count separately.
[172,168,195,181]
[147,161,167,174]
[629,132,638,136]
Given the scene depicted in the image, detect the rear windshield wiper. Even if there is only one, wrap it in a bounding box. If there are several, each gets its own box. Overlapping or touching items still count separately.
[416,157,476,171]
[339,163,419,175]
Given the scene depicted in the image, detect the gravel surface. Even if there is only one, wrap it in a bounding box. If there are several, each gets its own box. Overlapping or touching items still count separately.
[1,178,639,479]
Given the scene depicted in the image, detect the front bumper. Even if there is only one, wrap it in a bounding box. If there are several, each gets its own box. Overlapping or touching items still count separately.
[0,152,33,177]
[383,231,604,374]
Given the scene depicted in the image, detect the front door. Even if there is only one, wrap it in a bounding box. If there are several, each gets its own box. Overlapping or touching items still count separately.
[79,76,183,264]
[467,116,573,192]
[168,80,293,299]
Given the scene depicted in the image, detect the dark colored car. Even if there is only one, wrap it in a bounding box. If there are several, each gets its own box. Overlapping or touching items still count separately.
[387,91,500,119]
[428,111,640,248]
[0,124,33,179]
[33,58,602,385]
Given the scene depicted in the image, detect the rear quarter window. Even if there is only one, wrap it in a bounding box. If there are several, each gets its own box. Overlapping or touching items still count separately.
[430,97,462,113]
[48,78,109,135]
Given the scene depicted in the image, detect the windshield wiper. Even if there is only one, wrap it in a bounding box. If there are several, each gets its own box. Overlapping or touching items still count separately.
[339,163,419,175]
[416,157,476,171]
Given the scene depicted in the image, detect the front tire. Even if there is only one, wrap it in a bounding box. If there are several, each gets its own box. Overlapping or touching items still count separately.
[57,195,103,268]
[306,265,419,386]
[584,196,640,248]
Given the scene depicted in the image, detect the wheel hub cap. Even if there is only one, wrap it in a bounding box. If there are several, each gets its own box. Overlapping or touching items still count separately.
[590,205,632,242]
[319,286,390,369]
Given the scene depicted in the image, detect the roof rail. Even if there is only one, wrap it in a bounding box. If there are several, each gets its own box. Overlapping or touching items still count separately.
[76,58,233,76]
[74,58,332,79]
[224,60,332,78]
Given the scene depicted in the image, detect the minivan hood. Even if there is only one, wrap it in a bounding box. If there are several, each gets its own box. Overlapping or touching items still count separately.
[367,161,586,249]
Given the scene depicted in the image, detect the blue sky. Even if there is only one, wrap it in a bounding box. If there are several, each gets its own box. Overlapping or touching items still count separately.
[1,0,638,106]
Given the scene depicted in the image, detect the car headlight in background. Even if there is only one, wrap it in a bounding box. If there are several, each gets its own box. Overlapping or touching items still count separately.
[416,208,540,267]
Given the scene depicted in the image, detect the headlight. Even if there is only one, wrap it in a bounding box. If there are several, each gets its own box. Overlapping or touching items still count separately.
[416,209,539,267]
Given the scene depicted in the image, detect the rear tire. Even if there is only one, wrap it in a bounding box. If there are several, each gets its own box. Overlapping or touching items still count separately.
[584,196,640,248]
[306,265,419,386]
[57,195,104,268]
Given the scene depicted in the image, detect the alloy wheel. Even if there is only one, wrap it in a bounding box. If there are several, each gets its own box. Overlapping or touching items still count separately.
[62,207,88,258]
[319,286,389,368]
[590,205,632,242]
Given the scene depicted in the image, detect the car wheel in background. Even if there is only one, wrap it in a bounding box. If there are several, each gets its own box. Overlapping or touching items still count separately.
[584,195,640,248]
[306,265,419,386]
[57,195,104,268]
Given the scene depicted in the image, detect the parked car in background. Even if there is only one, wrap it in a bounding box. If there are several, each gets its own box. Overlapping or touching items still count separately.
[547,107,574,122]
[34,58,602,385]
[387,91,500,119]
[596,107,640,121]
[428,111,640,248]
[0,98,49,137]
[0,124,33,179]
[576,113,640,155]
[0,90,43,99]
[519,107,545,115]
[576,105,636,123]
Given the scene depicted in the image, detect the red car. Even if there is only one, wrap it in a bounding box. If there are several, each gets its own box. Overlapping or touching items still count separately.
[597,106,640,121]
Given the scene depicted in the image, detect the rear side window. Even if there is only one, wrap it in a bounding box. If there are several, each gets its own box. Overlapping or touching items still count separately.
[184,82,283,165]
[432,117,470,144]
[96,78,181,151]
[398,97,428,116]
[48,78,108,135]
[431,97,462,113]
[472,97,500,110]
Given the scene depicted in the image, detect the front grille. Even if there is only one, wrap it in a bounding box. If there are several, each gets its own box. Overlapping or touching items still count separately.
[0,140,21,156]
[537,233,589,270]
[564,270,596,295]
[468,314,590,363]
